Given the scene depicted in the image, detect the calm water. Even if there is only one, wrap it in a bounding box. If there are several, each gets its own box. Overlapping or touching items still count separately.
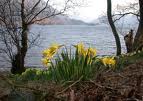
[0,24,126,68]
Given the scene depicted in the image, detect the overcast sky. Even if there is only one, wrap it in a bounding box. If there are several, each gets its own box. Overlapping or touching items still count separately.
[44,0,136,22]
[70,0,136,22]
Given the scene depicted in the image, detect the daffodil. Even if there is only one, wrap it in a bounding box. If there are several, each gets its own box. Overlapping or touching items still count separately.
[108,57,116,65]
[102,57,108,66]
[87,48,97,57]
[42,43,63,67]
[42,49,50,57]
[102,57,116,67]
[81,48,88,57]
[42,43,63,58]
[74,43,97,57]
[74,42,85,55]
[41,58,50,66]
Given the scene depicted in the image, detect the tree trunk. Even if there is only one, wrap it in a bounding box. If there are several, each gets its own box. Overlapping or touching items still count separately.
[11,28,28,74]
[11,0,28,74]
[11,53,25,74]
[133,0,143,50]
[124,29,134,53]
[107,0,121,55]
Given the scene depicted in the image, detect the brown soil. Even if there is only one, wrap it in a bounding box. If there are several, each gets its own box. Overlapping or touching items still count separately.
[0,61,143,101]
[58,61,143,101]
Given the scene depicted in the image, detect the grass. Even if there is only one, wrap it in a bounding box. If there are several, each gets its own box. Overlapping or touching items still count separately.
[115,51,143,71]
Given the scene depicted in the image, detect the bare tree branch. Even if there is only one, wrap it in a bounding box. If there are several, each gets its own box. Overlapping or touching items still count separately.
[0,0,83,73]
[113,12,139,22]
[113,1,139,22]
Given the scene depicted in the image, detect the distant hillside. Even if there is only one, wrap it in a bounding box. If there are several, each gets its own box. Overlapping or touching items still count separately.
[36,15,89,25]
[92,15,139,27]
[20,0,88,25]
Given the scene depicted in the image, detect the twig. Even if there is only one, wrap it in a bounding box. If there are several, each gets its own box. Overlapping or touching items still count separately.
[56,76,83,95]
[89,80,117,91]
[136,75,143,93]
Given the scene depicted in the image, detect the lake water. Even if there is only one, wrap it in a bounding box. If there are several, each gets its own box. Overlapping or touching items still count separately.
[0,24,126,68]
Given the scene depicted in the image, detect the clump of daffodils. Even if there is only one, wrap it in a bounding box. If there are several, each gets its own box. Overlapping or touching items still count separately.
[42,43,63,67]
[101,57,116,68]
[74,42,97,58]
[74,42,97,64]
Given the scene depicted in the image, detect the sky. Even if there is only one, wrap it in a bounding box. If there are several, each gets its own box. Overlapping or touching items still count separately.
[69,0,136,22]
[44,0,136,22]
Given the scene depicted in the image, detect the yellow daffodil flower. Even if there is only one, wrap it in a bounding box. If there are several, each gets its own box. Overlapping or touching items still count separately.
[74,42,97,61]
[41,58,50,66]
[108,57,116,65]
[42,43,63,58]
[102,57,108,66]
[87,48,97,57]
[42,43,63,67]
[42,49,50,57]
[102,57,116,67]
[81,48,88,57]
[74,42,85,54]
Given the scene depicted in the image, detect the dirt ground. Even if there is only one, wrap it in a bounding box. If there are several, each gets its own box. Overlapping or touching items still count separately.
[58,61,143,101]
[0,61,143,101]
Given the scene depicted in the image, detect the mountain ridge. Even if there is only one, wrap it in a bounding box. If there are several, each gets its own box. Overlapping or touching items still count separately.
[35,15,93,25]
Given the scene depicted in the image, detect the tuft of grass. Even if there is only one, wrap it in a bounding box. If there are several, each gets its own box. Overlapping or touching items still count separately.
[116,51,143,71]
